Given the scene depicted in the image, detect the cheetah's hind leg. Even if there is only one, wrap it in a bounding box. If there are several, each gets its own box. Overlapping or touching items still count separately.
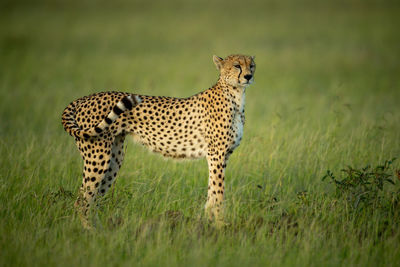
[74,137,115,229]
[97,135,126,199]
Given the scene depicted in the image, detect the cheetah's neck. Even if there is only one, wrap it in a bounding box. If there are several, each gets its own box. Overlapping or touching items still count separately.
[214,78,246,114]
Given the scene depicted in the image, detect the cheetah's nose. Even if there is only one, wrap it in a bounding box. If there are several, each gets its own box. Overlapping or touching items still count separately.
[244,74,252,81]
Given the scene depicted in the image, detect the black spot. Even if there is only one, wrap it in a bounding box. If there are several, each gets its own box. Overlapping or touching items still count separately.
[95,127,102,133]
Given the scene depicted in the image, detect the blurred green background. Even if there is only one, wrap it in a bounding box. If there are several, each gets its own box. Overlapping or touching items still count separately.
[1,0,399,266]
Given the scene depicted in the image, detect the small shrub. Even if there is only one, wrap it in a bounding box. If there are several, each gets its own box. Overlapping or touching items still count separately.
[322,158,399,212]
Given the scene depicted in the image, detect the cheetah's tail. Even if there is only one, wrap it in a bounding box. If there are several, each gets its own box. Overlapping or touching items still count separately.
[61,94,142,139]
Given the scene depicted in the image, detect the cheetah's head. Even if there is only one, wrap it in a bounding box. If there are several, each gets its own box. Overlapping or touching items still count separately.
[213,54,256,88]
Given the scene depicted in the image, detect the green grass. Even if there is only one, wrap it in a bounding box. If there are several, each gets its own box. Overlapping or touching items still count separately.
[1,0,400,266]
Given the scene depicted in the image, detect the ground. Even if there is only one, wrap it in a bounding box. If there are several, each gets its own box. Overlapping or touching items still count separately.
[0,0,399,266]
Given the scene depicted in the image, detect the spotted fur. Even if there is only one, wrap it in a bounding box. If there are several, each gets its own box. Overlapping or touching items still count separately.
[61,54,256,228]
[62,94,142,139]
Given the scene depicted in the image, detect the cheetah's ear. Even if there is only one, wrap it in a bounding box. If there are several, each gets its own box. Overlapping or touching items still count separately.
[213,55,224,70]
[251,55,255,60]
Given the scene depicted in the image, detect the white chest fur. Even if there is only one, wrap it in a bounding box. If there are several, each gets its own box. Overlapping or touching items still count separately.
[231,89,245,149]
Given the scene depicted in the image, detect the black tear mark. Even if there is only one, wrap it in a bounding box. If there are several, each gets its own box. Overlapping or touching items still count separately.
[237,65,242,83]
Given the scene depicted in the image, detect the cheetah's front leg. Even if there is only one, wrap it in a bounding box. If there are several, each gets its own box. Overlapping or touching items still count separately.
[205,148,227,226]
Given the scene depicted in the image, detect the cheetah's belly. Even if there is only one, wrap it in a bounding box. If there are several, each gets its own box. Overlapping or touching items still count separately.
[130,128,207,160]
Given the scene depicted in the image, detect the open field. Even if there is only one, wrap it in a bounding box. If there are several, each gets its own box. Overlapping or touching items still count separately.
[1,0,400,266]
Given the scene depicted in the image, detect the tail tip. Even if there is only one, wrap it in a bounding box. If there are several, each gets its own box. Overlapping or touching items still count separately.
[134,95,142,104]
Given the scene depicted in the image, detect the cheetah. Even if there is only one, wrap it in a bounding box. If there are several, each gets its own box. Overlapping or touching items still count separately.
[61,54,256,228]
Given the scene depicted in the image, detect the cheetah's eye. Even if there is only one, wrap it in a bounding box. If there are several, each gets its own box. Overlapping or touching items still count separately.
[234,64,241,69]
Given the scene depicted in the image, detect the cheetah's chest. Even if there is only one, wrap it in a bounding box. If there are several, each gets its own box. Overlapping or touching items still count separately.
[230,92,245,150]
[230,111,244,151]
